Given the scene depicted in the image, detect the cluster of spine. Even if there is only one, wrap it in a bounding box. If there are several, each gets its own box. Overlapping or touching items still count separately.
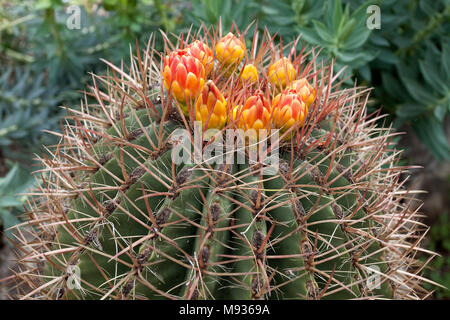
[4,25,436,300]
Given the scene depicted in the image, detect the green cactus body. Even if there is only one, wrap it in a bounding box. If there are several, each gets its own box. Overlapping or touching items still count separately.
[9,26,433,300]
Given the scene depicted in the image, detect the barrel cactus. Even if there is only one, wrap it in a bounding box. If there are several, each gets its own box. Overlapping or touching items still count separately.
[8,25,436,300]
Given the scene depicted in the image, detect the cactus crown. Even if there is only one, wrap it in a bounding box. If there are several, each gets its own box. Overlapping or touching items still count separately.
[6,23,437,300]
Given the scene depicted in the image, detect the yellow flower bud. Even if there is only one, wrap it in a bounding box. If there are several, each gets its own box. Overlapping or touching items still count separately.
[240,64,258,84]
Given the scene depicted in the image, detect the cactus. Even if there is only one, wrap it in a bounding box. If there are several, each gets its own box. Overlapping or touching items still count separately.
[7,25,437,300]
[288,78,315,109]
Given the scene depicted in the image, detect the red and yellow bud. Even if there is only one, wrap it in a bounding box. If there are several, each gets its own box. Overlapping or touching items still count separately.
[187,40,214,76]
[288,78,316,108]
[240,64,258,84]
[267,57,296,90]
[272,89,308,137]
[215,32,245,68]
[235,90,272,137]
[195,80,227,130]
[163,49,205,114]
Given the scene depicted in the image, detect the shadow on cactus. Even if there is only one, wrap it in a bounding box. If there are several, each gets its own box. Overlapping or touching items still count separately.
[5,22,440,300]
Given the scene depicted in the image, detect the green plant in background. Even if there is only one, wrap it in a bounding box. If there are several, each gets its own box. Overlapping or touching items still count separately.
[0,67,60,161]
[0,4,35,65]
[423,213,450,299]
[0,163,36,238]
[102,0,176,36]
[294,0,375,77]
[183,0,263,31]
[368,0,450,161]
[392,43,450,160]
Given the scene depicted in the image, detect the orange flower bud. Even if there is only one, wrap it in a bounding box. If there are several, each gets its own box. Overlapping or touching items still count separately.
[240,64,258,84]
[267,57,296,90]
[234,91,272,138]
[288,78,316,108]
[187,40,214,76]
[272,89,308,137]
[215,32,245,68]
[163,49,205,114]
[231,104,243,123]
[195,80,227,130]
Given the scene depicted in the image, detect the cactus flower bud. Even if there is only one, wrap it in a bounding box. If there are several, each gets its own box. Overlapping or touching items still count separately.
[215,32,245,69]
[288,78,316,108]
[195,80,227,130]
[272,89,307,136]
[163,49,205,114]
[240,64,258,84]
[187,40,214,76]
[267,57,296,90]
[234,90,272,139]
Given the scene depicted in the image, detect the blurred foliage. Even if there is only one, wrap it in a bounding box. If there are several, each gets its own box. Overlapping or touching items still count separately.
[0,0,449,295]
[367,0,450,161]
[0,162,36,238]
[183,0,450,160]
[423,212,450,299]
[183,0,262,31]
[0,67,59,161]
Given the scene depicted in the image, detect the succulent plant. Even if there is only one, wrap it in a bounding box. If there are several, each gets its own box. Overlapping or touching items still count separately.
[7,24,437,300]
